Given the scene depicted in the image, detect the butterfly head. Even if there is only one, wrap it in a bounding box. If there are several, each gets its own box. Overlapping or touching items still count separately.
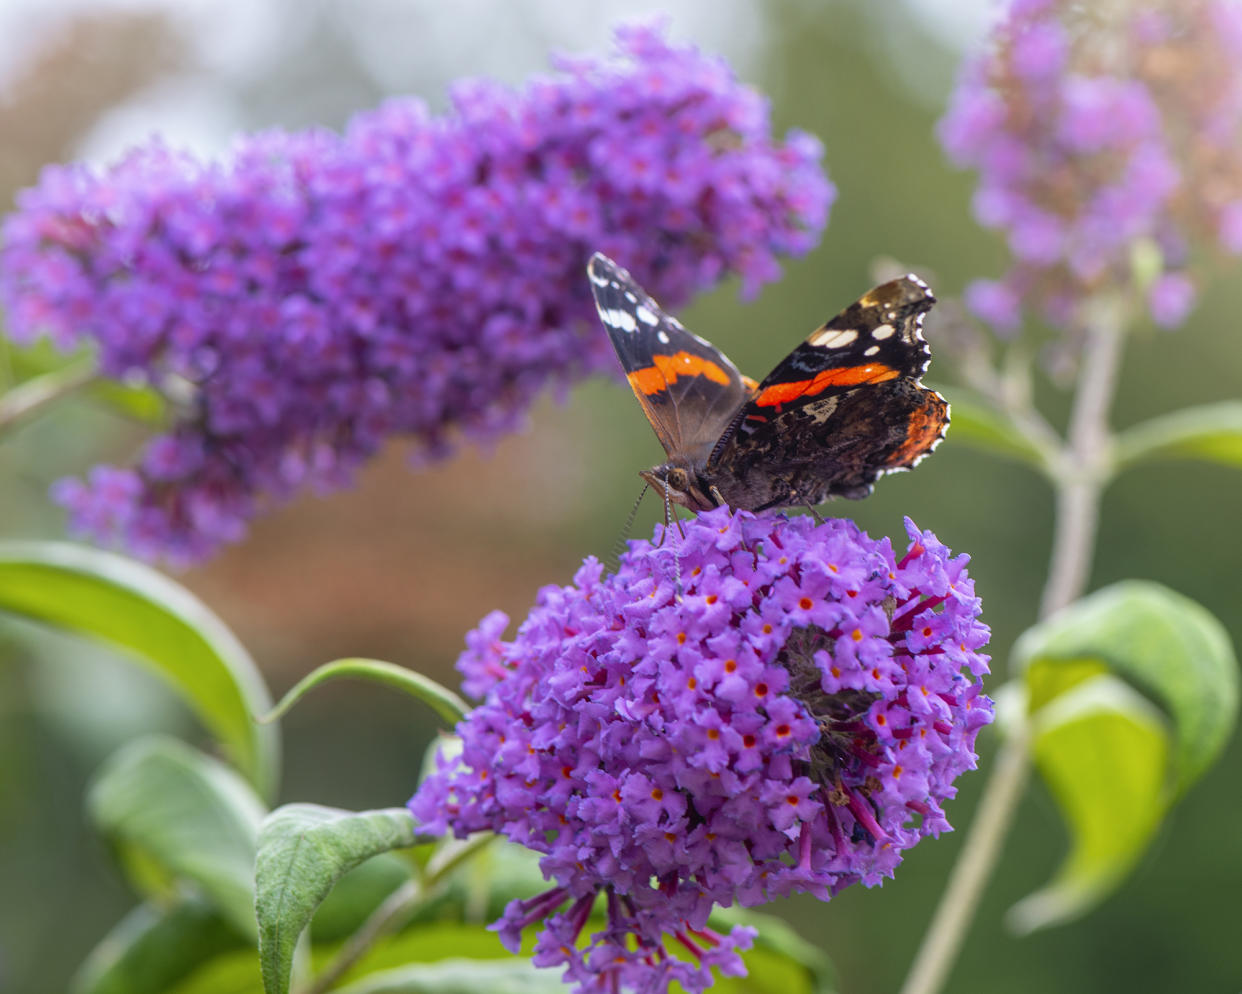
[640,461,720,513]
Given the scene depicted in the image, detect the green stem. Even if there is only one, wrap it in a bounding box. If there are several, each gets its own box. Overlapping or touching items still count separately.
[1040,315,1125,617]
[296,833,494,994]
[898,313,1127,994]
[897,727,1032,994]
[0,359,97,436]
[299,879,422,994]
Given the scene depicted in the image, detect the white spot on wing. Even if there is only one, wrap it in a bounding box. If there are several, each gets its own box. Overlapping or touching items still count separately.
[809,327,859,349]
[607,308,638,333]
[636,305,659,326]
[864,345,880,356]
[871,323,895,340]
[657,331,670,344]
[589,270,611,287]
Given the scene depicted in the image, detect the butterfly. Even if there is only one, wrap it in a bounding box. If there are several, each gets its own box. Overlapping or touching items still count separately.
[587,253,949,513]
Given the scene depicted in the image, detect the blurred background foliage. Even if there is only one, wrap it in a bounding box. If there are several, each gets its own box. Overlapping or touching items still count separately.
[0,1,1238,992]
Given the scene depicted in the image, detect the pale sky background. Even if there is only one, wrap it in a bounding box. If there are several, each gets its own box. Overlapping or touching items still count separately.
[0,0,994,163]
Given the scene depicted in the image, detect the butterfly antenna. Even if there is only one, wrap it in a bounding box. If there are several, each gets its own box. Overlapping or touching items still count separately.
[608,483,650,571]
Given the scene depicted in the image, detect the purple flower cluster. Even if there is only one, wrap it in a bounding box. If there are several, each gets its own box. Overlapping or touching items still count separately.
[940,0,1242,334]
[0,23,832,565]
[410,509,992,994]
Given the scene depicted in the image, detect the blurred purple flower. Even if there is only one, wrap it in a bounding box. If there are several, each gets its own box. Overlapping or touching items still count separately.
[964,278,1022,332]
[1148,272,1196,328]
[0,22,833,565]
[410,509,992,994]
[940,0,1242,335]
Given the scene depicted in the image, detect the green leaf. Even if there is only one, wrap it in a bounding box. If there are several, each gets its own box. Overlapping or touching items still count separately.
[166,949,267,994]
[260,658,468,727]
[1014,580,1238,791]
[310,853,412,942]
[1010,581,1239,929]
[89,736,266,937]
[1114,401,1242,472]
[316,920,516,980]
[320,899,834,994]
[0,541,278,798]
[89,378,167,424]
[256,804,430,994]
[1009,675,1168,933]
[712,946,822,994]
[0,339,165,425]
[710,906,837,994]
[330,959,564,994]
[935,390,1049,470]
[72,898,247,994]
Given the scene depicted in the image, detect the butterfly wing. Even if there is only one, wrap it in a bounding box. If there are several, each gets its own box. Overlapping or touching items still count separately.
[588,253,753,464]
[706,275,949,509]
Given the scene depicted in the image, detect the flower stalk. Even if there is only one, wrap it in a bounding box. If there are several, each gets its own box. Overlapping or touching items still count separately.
[899,309,1128,994]
[0,359,96,437]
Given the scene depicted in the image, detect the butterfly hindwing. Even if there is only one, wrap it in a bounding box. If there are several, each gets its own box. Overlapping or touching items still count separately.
[588,253,752,463]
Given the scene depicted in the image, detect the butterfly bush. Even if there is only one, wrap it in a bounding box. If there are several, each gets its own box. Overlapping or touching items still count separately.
[939,0,1242,334]
[0,23,832,565]
[410,508,992,994]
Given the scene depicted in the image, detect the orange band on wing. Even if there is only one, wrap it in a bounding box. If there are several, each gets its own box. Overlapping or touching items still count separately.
[754,363,898,407]
[628,351,733,396]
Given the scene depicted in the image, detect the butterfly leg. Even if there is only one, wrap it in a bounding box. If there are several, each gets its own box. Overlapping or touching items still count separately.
[655,480,673,548]
[804,503,827,526]
[711,483,765,560]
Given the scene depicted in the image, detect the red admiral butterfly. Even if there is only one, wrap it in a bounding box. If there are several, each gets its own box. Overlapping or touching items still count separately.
[588,253,949,512]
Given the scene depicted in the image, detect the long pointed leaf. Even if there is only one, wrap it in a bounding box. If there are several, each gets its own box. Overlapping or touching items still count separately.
[933,390,1051,470]
[72,898,246,994]
[330,958,564,994]
[256,804,429,994]
[89,736,267,937]
[1009,676,1167,933]
[1114,401,1242,472]
[261,658,467,728]
[0,541,278,797]
[1010,580,1238,930]
[1015,580,1237,791]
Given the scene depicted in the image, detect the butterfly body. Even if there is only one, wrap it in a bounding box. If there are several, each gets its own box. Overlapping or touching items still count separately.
[588,254,948,513]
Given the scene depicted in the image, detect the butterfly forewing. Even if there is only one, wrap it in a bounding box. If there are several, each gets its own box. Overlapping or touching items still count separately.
[587,253,751,462]
[748,276,936,408]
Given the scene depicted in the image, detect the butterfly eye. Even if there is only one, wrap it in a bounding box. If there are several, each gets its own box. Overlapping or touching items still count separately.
[667,468,691,491]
